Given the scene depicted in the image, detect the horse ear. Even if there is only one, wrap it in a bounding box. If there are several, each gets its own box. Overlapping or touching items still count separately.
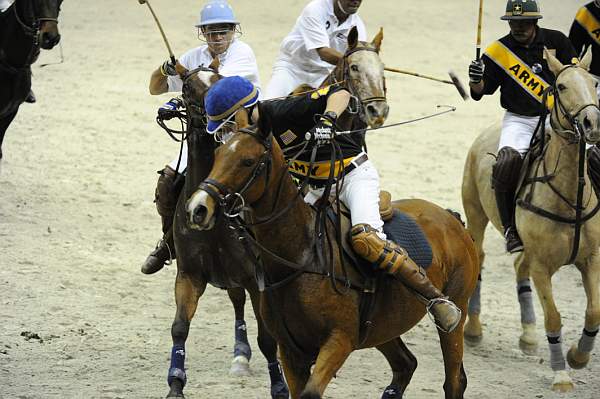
[371,27,383,53]
[234,107,250,129]
[579,46,593,71]
[208,57,220,73]
[348,26,359,50]
[544,48,564,76]
[175,62,188,77]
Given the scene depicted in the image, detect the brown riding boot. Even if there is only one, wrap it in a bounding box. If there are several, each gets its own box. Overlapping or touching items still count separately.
[141,166,178,275]
[350,223,462,333]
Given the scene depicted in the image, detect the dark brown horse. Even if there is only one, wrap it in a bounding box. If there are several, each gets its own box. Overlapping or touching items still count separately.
[186,109,479,398]
[0,0,62,162]
[162,63,288,399]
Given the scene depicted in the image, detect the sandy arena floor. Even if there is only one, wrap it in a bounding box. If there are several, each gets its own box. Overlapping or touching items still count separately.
[1,0,599,398]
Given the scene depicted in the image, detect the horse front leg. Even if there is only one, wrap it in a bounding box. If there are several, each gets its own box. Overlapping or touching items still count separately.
[226,287,252,376]
[376,337,417,398]
[568,252,600,369]
[514,253,537,354]
[166,271,207,398]
[278,345,312,399]
[530,265,573,392]
[438,306,468,399]
[0,109,18,164]
[300,329,353,399]
[246,285,289,398]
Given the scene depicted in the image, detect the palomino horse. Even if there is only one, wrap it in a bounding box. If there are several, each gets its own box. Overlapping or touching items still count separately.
[0,0,62,162]
[186,29,479,399]
[462,49,600,392]
[161,63,288,398]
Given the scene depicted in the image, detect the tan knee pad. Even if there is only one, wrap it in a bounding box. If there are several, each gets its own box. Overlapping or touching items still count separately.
[350,223,407,274]
[379,190,393,222]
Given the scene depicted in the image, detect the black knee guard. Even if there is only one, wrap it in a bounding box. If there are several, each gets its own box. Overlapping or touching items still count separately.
[492,147,524,193]
[155,166,180,233]
[588,146,600,192]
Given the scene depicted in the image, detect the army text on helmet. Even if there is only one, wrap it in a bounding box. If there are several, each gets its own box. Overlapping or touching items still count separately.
[500,0,543,21]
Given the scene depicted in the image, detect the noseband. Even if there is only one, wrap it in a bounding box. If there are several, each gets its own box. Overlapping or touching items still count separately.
[334,46,387,118]
[198,128,274,218]
[550,65,600,142]
[13,0,60,45]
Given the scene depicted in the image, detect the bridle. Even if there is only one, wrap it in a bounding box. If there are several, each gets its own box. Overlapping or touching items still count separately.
[197,128,275,218]
[13,0,60,47]
[332,45,387,119]
[549,64,600,143]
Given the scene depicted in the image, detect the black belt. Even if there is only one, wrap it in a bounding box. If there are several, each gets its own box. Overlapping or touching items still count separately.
[307,153,368,189]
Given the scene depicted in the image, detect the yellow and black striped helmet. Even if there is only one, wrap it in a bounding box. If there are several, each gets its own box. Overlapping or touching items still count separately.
[501,0,542,21]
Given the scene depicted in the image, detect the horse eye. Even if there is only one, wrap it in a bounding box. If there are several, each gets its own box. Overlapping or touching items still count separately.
[350,65,359,72]
[557,83,567,91]
[242,158,255,167]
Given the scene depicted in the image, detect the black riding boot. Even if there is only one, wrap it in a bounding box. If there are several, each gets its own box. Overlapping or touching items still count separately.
[494,189,523,253]
[141,166,179,274]
[493,147,524,253]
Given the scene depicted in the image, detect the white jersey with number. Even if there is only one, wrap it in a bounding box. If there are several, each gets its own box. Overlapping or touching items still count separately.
[167,39,261,92]
[264,0,366,98]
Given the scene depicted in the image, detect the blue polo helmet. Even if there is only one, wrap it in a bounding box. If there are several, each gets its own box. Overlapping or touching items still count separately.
[205,76,260,134]
[196,1,239,27]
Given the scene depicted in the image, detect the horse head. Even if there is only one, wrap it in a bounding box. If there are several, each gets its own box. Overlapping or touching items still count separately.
[186,107,281,230]
[545,47,600,144]
[19,0,63,49]
[338,26,389,128]
[178,58,221,118]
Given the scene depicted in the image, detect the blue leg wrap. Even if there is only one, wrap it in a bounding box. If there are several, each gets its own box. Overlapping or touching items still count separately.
[381,384,402,398]
[167,345,187,387]
[268,361,289,398]
[234,319,252,360]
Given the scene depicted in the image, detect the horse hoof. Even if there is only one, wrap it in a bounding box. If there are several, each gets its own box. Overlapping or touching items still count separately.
[518,339,538,356]
[551,370,574,392]
[229,355,251,376]
[464,332,483,346]
[271,381,290,399]
[567,344,590,370]
[166,391,185,398]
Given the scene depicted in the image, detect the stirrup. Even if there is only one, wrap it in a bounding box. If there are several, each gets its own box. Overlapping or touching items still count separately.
[157,239,174,266]
[426,297,462,333]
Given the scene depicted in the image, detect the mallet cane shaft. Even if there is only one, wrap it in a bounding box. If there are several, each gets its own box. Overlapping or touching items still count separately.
[384,67,469,101]
[138,0,177,65]
[476,0,484,60]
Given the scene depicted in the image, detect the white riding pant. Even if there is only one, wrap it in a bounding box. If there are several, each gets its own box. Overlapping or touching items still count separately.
[264,59,329,100]
[168,142,188,174]
[499,111,548,155]
[303,157,386,239]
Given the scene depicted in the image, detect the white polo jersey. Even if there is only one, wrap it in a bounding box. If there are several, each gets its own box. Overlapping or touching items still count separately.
[167,39,261,92]
[277,0,367,74]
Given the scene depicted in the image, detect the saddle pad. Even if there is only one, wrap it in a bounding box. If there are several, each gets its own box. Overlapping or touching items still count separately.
[383,210,433,269]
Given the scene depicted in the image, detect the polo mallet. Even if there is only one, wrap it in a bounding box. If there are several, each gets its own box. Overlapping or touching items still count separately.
[138,0,176,66]
[384,67,469,101]
[476,0,484,61]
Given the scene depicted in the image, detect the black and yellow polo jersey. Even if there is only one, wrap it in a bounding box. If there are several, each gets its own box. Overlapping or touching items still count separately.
[570,2,600,76]
[259,85,366,181]
[475,27,577,117]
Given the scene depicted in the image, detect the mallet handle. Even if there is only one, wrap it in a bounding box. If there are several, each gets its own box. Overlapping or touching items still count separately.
[476,0,484,60]
[140,0,176,64]
[384,67,453,85]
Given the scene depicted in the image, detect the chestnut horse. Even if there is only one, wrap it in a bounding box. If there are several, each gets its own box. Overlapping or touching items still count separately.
[0,0,62,162]
[160,63,288,399]
[185,28,478,397]
[462,49,600,392]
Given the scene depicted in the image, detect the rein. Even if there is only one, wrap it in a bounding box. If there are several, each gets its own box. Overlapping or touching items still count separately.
[517,65,600,264]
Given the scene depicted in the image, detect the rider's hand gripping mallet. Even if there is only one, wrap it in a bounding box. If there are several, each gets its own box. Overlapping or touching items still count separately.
[138,0,177,66]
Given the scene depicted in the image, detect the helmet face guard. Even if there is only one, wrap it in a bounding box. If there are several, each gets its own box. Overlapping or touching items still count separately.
[197,23,241,55]
[595,0,600,8]
[500,0,542,20]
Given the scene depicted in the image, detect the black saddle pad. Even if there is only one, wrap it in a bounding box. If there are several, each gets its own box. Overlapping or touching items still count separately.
[383,209,433,269]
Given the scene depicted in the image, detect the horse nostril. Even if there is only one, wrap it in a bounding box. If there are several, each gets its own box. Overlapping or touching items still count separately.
[584,116,593,131]
[366,104,379,118]
[193,205,208,225]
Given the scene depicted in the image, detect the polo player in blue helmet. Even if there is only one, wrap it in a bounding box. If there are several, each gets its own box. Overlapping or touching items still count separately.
[202,76,462,333]
[143,0,261,275]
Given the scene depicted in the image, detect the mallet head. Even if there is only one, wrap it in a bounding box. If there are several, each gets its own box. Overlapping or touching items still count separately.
[448,70,470,101]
